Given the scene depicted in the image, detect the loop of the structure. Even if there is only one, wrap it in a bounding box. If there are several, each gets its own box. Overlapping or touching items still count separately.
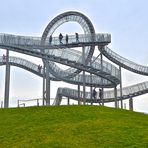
[41,11,95,78]
[1,11,148,107]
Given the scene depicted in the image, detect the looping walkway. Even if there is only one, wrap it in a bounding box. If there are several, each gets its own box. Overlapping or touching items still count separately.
[1,11,147,108]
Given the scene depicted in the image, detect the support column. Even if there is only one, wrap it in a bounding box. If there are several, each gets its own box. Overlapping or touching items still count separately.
[129,97,133,111]
[82,46,86,105]
[90,85,93,105]
[119,66,123,109]
[114,86,117,108]
[90,58,93,105]
[78,84,80,105]
[43,63,46,106]
[45,61,50,105]
[100,53,104,106]
[67,97,70,105]
[4,50,10,108]
[43,60,50,106]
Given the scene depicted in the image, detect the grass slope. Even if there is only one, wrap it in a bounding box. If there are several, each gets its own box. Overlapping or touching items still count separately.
[0,105,148,148]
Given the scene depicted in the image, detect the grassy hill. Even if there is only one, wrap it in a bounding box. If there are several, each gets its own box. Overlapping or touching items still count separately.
[0,105,148,148]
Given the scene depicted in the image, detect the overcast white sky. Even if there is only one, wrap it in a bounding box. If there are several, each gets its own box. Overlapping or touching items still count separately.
[0,0,148,113]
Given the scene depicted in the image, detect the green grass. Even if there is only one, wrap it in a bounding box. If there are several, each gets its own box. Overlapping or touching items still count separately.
[0,105,148,148]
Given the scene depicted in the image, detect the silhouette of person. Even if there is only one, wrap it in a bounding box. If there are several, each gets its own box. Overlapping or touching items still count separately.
[49,35,52,44]
[66,34,68,44]
[75,32,79,42]
[38,64,42,73]
[92,87,97,99]
[99,88,103,99]
[59,33,63,43]
[3,54,6,60]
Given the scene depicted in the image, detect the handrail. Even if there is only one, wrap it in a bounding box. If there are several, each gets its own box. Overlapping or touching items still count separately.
[0,56,116,87]
[100,46,148,76]
[55,81,148,104]
[0,33,111,48]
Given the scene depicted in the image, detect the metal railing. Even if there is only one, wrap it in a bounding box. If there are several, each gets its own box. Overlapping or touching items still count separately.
[0,33,111,48]
[55,81,148,104]
[101,46,148,75]
[0,56,116,87]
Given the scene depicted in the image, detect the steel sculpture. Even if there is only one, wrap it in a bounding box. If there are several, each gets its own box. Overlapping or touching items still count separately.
[0,11,147,111]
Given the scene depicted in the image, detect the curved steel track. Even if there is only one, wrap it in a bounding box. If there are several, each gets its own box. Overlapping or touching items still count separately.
[0,11,147,107]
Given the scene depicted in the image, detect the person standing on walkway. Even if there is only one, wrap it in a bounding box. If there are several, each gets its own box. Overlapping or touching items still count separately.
[75,32,79,42]
[59,33,63,44]
[49,35,52,44]
[99,88,103,100]
[92,87,97,99]
[66,34,68,44]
